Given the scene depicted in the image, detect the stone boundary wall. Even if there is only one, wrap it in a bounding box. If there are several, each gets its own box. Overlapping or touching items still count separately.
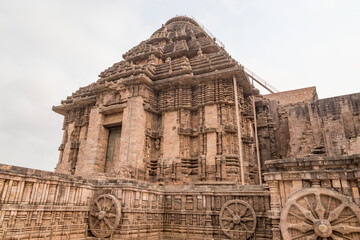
[0,164,272,239]
[317,92,360,156]
[0,164,94,239]
[263,86,317,105]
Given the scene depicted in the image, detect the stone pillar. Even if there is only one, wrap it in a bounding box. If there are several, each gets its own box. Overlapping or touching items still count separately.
[15,181,25,203]
[199,155,206,181]
[205,105,217,180]
[117,96,147,179]
[0,179,5,198]
[268,180,281,240]
[0,178,6,227]
[221,156,227,181]
[75,107,108,176]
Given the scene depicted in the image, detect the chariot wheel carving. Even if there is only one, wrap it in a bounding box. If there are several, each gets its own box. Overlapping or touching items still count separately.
[219,199,257,239]
[280,188,360,240]
[89,194,121,238]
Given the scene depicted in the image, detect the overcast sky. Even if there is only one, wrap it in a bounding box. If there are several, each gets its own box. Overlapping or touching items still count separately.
[0,0,359,171]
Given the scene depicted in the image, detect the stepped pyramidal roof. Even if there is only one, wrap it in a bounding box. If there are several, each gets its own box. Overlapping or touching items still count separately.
[54,16,255,114]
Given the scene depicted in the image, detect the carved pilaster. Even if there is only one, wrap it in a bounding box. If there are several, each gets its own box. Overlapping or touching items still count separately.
[310,179,321,188]
[215,155,221,181]
[268,180,281,240]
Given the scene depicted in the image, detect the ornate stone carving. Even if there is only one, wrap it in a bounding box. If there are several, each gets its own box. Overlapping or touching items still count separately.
[89,194,121,238]
[155,138,161,151]
[280,188,360,239]
[219,199,257,239]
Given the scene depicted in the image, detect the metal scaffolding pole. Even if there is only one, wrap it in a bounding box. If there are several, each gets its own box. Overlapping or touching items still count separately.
[252,96,262,185]
[233,75,245,185]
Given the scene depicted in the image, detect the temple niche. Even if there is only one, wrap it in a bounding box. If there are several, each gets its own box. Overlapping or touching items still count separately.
[1,16,360,240]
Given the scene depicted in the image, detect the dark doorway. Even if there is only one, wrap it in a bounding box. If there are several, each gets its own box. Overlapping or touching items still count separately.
[105,126,121,172]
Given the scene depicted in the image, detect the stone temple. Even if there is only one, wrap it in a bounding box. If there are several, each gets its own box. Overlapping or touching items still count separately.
[1,16,360,239]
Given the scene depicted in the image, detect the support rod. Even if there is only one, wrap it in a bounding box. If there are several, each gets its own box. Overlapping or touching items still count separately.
[248,75,275,94]
[252,96,262,185]
[233,75,245,185]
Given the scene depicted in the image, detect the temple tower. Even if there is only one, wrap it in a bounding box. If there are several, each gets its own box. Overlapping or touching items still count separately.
[53,16,260,184]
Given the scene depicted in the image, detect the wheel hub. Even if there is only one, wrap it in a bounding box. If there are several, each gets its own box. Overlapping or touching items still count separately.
[233,215,241,224]
[98,210,106,220]
[314,220,332,237]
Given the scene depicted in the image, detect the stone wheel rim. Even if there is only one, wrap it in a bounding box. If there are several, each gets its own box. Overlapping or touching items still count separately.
[280,188,360,240]
[219,199,257,239]
[89,194,121,238]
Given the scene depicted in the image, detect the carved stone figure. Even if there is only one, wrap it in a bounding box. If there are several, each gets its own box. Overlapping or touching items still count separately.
[155,138,160,151]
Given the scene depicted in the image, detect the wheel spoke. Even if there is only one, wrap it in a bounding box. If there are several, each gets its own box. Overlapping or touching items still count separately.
[328,203,346,222]
[221,217,233,221]
[95,201,101,211]
[326,195,332,219]
[229,222,234,229]
[332,224,360,234]
[108,201,116,211]
[103,217,113,230]
[107,212,117,218]
[288,211,309,223]
[234,201,238,215]
[241,217,254,222]
[304,235,317,240]
[240,222,249,231]
[101,197,106,208]
[92,218,100,227]
[332,215,356,225]
[287,222,313,233]
[332,233,352,240]
[290,233,316,240]
[100,220,105,230]
[293,202,316,222]
[225,206,235,217]
[242,210,252,218]
[303,196,318,220]
[223,221,232,230]
[239,206,248,217]
[242,221,254,230]
[90,212,98,217]
[331,234,343,240]
[315,193,326,220]
[104,196,110,211]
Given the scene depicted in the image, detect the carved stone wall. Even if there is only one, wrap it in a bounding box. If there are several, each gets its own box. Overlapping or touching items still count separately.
[318,93,360,156]
[0,164,272,239]
[0,164,93,239]
[264,154,360,239]
[256,90,360,166]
